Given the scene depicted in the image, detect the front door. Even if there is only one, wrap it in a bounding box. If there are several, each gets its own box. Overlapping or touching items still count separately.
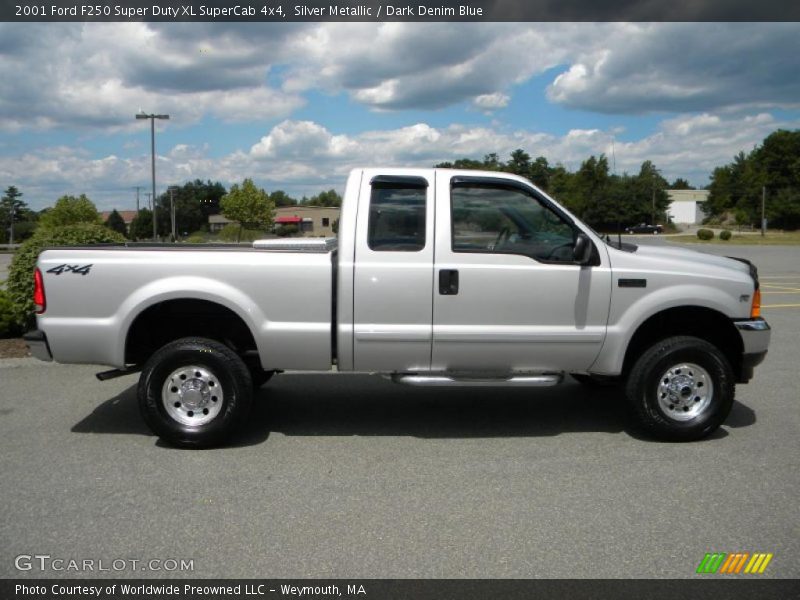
[432,175,611,373]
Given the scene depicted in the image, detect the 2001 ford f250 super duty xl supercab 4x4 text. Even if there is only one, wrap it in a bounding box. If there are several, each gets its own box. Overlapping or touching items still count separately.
[24,168,770,447]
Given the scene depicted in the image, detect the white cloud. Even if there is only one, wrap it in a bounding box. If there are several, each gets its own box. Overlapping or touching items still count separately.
[0,23,305,131]
[1,22,798,131]
[473,93,511,111]
[546,23,800,114]
[4,111,796,211]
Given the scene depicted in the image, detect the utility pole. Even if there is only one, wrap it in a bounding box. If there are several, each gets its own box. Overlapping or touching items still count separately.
[761,185,766,237]
[134,186,141,212]
[8,203,14,246]
[651,186,656,225]
[135,112,170,241]
[169,187,176,241]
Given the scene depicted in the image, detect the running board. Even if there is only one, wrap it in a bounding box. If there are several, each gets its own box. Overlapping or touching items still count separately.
[95,366,141,381]
[390,373,563,387]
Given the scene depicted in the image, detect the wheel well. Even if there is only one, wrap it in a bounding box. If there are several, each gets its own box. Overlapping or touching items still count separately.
[125,299,258,366]
[622,306,743,379]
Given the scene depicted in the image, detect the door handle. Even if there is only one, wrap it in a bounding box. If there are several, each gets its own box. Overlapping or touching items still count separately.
[439,269,459,295]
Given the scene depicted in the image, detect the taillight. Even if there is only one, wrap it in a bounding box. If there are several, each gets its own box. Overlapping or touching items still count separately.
[750,287,761,319]
[33,268,46,314]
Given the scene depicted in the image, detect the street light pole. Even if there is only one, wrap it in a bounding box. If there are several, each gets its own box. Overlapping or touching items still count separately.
[135,112,169,241]
[169,187,176,241]
[8,204,14,246]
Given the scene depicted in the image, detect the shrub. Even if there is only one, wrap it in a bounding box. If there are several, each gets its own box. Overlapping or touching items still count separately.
[38,194,102,229]
[696,228,715,240]
[7,224,125,330]
[184,233,207,244]
[275,224,299,237]
[719,229,732,241]
[0,288,21,338]
[216,223,265,242]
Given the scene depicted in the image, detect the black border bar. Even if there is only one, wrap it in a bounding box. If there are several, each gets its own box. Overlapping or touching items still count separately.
[3,579,800,600]
[2,0,800,22]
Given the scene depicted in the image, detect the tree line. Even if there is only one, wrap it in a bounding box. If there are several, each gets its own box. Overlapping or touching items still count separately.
[0,181,343,243]
[3,128,798,243]
[704,129,800,230]
[437,151,674,231]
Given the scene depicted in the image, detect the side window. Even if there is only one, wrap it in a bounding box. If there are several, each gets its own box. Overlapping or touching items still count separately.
[451,184,576,262]
[368,182,426,252]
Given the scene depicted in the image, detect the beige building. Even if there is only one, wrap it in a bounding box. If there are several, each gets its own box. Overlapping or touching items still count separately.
[667,190,709,225]
[274,206,340,237]
[209,206,340,237]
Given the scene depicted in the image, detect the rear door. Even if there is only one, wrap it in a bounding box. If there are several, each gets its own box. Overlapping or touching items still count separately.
[352,171,435,371]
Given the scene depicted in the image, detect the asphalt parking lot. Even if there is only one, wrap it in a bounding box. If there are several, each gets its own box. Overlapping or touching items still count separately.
[0,252,11,284]
[0,242,798,579]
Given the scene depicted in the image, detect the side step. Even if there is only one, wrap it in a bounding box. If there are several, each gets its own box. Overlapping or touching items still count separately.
[96,366,142,381]
[390,373,563,387]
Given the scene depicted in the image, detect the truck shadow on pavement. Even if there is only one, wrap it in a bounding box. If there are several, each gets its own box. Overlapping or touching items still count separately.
[71,374,757,446]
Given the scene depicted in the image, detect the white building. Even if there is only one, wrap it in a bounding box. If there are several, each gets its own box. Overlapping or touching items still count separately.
[667,189,709,225]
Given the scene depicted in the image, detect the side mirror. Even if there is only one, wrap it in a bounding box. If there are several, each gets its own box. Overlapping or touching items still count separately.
[573,233,593,265]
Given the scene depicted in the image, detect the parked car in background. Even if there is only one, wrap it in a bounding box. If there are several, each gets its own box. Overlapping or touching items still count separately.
[626,223,663,234]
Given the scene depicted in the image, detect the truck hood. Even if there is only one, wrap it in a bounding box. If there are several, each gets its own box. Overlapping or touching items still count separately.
[631,244,752,276]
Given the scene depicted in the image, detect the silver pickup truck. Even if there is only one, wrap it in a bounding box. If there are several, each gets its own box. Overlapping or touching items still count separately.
[25,168,770,447]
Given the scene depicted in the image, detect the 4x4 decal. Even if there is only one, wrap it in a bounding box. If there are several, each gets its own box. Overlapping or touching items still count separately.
[47,264,93,276]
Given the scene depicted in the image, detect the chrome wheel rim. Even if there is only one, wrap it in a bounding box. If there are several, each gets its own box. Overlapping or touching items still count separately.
[162,365,224,426]
[657,362,713,421]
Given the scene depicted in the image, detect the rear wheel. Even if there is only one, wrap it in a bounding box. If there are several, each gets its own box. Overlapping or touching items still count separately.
[138,337,253,448]
[625,336,734,441]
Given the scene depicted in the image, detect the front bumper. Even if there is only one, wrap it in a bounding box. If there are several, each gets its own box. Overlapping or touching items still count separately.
[733,318,770,382]
[23,329,52,362]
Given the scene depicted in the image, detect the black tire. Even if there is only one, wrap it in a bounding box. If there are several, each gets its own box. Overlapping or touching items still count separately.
[138,337,253,448]
[625,336,734,441]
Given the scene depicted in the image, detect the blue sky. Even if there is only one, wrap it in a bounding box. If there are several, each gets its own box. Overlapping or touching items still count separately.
[0,22,798,211]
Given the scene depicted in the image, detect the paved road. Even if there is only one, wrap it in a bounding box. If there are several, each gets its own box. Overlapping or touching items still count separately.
[0,244,798,579]
[0,252,11,285]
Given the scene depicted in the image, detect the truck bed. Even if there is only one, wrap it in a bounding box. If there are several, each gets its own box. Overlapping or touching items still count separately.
[36,243,336,370]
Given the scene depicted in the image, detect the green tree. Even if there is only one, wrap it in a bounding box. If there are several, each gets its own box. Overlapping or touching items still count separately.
[506,149,532,176]
[270,190,297,207]
[707,130,800,229]
[669,178,695,190]
[304,189,342,207]
[129,208,153,240]
[38,194,101,229]
[105,209,128,237]
[220,178,274,241]
[1,186,29,244]
[154,180,228,238]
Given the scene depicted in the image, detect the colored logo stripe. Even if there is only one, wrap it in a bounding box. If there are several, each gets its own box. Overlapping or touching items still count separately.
[697,553,726,573]
[719,553,749,574]
[744,553,773,574]
[697,552,773,574]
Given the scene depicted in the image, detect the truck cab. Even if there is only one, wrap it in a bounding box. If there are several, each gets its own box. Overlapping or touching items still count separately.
[337,168,611,376]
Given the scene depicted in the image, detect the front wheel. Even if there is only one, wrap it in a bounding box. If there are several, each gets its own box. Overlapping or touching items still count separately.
[138,337,253,448]
[625,336,734,441]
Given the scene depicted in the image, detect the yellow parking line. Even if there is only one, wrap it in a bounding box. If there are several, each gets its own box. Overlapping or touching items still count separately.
[762,303,800,308]
[760,285,800,292]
